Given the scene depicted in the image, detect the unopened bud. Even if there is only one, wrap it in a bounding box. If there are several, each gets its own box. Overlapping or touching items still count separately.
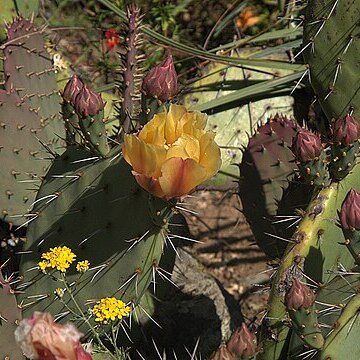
[142,55,179,102]
[332,114,360,145]
[226,323,257,358]
[340,189,360,230]
[285,279,315,310]
[62,74,84,105]
[74,85,104,117]
[210,343,235,360]
[292,130,322,162]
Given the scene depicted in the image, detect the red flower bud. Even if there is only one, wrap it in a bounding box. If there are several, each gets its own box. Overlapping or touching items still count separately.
[105,28,119,50]
[285,279,315,310]
[340,189,360,230]
[292,130,322,162]
[226,323,257,358]
[62,75,84,105]
[74,85,105,117]
[142,55,179,102]
[332,114,360,145]
[210,343,235,360]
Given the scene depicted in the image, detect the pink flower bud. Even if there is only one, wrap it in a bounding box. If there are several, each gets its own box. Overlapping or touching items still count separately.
[210,343,235,360]
[15,312,92,360]
[74,85,104,117]
[292,130,322,162]
[62,75,84,105]
[226,323,257,358]
[340,189,360,230]
[142,55,179,102]
[332,114,360,145]
[285,279,315,310]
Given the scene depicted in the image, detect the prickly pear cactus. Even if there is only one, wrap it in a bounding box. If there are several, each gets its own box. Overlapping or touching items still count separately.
[239,115,310,258]
[18,145,174,328]
[259,161,360,359]
[303,0,360,120]
[0,269,24,359]
[0,17,64,224]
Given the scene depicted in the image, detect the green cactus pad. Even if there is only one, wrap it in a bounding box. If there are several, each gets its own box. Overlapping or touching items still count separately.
[304,0,360,121]
[0,271,24,360]
[330,142,359,181]
[78,110,110,157]
[18,146,173,329]
[287,303,324,349]
[297,151,331,187]
[260,163,360,359]
[0,17,65,223]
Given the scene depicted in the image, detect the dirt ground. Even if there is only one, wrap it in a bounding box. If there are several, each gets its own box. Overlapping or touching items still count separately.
[183,188,271,326]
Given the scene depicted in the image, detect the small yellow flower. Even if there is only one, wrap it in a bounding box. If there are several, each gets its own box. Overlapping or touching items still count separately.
[54,288,65,298]
[91,297,131,324]
[122,104,221,199]
[76,260,90,273]
[38,246,76,273]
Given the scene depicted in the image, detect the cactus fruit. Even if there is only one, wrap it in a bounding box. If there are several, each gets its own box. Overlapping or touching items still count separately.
[329,115,360,180]
[0,269,24,359]
[142,55,179,103]
[226,323,257,359]
[0,17,64,224]
[303,0,360,120]
[285,279,324,349]
[291,129,330,187]
[73,84,109,157]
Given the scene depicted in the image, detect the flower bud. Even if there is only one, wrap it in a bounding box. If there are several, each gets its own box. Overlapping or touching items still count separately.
[292,130,322,162]
[142,55,179,102]
[15,311,92,360]
[62,74,84,105]
[340,189,360,230]
[226,323,257,358]
[74,85,105,117]
[332,114,360,145]
[210,343,235,360]
[285,279,315,310]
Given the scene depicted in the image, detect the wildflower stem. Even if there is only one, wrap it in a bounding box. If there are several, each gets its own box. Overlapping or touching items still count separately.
[60,274,117,359]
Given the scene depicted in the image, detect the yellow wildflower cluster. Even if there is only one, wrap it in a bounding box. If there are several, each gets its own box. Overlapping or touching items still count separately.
[91,297,131,324]
[54,288,65,298]
[76,260,90,273]
[38,246,76,273]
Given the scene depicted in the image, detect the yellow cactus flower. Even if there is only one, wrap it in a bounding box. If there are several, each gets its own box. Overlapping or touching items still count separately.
[38,246,76,273]
[91,297,131,324]
[122,105,221,199]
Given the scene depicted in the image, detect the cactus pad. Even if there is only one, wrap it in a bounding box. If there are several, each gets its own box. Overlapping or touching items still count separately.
[18,146,174,329]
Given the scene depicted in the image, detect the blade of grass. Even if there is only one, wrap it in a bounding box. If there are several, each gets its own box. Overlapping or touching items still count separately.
[97,0,305,71]
[190,71,303,112]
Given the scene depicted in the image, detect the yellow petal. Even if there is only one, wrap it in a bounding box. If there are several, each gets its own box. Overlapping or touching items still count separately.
[123,135,166,177]
[139,112,166,145]
[132,172,165,198]
[159,157,207,199]
[165,104,187,144]
[181,111,208,136]
[166,135,200,162]
[199,132,222,177]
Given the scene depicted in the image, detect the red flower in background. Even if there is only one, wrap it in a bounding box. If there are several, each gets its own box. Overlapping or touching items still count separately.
[105,29,119,50]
